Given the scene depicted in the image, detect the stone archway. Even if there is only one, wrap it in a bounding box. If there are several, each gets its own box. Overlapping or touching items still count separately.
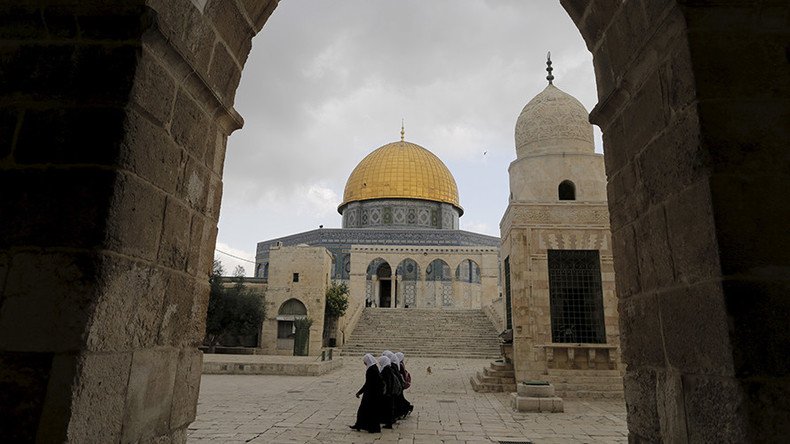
[0,1,787,442]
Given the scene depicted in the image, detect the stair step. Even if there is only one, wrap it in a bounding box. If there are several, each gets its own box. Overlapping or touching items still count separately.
[342,308,501,359]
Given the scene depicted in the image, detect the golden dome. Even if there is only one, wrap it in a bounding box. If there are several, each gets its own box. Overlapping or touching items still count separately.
[339,140,461,213]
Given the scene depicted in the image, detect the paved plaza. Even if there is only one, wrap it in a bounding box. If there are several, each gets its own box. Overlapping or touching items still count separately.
[188,357,627,443]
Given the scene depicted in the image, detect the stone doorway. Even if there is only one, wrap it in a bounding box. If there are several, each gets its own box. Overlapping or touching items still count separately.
[377,263,393,308]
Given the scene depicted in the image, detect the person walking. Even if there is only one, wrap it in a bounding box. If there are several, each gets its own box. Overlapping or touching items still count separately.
[395,351,414,417]
[350,353,382,433]
[378,355,401,429]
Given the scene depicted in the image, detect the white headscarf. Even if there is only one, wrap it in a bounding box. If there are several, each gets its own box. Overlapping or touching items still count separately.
[395,352,404,364]
[383,351,398,366]
[378,355,391,367]
[363,353,378,369]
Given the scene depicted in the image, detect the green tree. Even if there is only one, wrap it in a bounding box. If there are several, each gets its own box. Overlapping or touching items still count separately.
[325,282,350,319]
[323,282,349,346]
[204,261,266,349]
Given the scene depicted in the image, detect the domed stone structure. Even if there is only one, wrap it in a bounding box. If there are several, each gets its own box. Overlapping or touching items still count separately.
[339,138,463,229]
[514,84,594,157]
[498,58,622,393]
[341,141,460,208]
[254,127,500,332]
[508,81,606,203]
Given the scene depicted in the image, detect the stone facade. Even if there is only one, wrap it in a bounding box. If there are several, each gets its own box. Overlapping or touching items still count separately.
[259,245,331,357]
[501,80,621,386]
[501,202,620,378]
[348,245,499,310]
[255,228,499,281]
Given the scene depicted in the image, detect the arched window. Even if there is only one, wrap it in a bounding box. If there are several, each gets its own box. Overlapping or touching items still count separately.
[559,180,576,200]
[396,259,420,281]
[278,298,307,316]
[426,259,451,281]
[366,258,389,280]
[455,259,481,283]
[277,298,307,340]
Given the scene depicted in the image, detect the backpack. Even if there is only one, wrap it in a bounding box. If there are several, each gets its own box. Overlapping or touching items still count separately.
[401,366,412,390]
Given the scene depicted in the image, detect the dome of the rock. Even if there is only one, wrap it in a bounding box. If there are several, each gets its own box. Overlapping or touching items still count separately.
[339,140,461,214]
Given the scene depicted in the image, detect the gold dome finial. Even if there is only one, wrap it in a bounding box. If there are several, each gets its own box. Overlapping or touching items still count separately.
[400,119,405,142]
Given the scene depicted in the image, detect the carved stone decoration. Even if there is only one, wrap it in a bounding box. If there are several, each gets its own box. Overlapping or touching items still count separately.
[515,84,594,157]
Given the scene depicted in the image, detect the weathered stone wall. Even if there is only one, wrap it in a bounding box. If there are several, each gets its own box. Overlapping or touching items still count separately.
[260,245,331,356]
[561,0,790,441]
[0,0,277,441]
[501,203,619,381]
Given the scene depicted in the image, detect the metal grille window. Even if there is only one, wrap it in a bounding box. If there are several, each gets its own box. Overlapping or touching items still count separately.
[548,250,606,343]
[504,256,512,330]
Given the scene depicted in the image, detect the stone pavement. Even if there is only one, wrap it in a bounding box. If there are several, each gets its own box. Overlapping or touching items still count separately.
[188,357,627,444]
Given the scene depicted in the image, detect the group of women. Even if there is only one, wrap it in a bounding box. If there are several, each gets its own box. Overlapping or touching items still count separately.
[350,350,414,433]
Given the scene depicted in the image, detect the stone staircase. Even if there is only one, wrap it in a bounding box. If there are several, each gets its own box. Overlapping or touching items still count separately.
[470,360,516,392]
[543,369,624,399]
[341,308,501,359]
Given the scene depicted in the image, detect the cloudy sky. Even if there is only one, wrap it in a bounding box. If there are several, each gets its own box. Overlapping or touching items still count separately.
[215,0,602,275]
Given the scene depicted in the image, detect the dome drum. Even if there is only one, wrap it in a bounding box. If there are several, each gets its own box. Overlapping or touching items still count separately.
[341,199,460,230]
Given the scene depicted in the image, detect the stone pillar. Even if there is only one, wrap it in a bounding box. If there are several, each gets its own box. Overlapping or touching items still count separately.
[0,0,278,441]
[372,276,379,307]
[390,277,396,308]
[561,0,789,441]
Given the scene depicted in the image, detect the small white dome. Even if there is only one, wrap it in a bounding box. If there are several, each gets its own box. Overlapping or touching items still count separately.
[514,84,594,158]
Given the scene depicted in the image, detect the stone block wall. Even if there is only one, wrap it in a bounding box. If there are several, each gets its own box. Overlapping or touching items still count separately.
[260,245,331,356]
[561,0,790,441]
[0,0,278,441]
[501,203,619,381]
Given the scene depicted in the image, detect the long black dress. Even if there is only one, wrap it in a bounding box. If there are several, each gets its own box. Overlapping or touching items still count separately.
[395,363,413,418]
[379,364,402,427]
[351,365,383,433]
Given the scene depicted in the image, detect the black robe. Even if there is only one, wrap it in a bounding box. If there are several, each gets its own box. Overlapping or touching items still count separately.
[395,363,413,417]
[379,365,402,426]
[352,365,383,433]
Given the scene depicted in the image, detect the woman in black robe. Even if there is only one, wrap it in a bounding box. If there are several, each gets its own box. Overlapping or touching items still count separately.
[394,352,414,418]
[378,355,401,429]
[350,353,382,433]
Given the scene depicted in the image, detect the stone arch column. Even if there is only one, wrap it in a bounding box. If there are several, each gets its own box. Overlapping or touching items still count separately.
[0,1,278,442]
[561,1,789,442]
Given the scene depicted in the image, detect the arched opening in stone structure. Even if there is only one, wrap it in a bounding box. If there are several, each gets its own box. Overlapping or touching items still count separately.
[366,258,392,308]
[376,262,393,308]
[558,180,576,201]
[276,298,307,351]
[1,2,785,442]
[426,259,452,307]
[456,259,482,308]
[396,258,420,308]
[455,259,481,284]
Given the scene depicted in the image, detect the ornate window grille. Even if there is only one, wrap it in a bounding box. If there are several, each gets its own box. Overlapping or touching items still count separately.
[548,250,606,343]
